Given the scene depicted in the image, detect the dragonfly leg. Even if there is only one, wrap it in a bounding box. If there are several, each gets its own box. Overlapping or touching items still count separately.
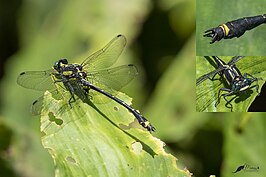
[223,93,234,112]
[62,80,76,108]
[209,72,219,81]
[244,73,260,95]
[215,87,232,108]
[68,94,76,108]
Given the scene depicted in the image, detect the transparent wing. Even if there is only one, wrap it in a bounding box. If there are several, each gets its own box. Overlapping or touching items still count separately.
[86,64,138,103]
[228,56,244,66]
[87,64,138,91]
[31,96,45,116]
[196,80,223,112]
[31,89,66,115]
[196,67,224,86]
[17,69,56,91]
[81,34,127,71]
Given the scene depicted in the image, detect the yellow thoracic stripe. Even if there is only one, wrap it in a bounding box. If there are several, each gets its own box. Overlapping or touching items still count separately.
[62,71,73,75]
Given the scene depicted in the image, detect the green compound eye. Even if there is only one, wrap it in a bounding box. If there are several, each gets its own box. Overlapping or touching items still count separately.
[204,14,266,44]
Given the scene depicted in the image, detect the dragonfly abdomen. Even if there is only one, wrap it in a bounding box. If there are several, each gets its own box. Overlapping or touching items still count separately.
[204,14,266,43]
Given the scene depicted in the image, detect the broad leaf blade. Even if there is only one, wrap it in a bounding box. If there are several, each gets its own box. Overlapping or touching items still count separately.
[40,91,191,177]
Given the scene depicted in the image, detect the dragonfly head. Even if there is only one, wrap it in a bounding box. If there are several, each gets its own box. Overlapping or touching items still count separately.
[231,76,253,92]
[53,59,68,71]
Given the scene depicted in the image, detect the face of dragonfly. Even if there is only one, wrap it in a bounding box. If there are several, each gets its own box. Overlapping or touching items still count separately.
[53,59,69,72]
[196,56,265,112]
[231,76,253,92]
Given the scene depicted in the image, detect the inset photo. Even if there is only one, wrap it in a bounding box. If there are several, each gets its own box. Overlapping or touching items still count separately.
[196,56,266,112]
[196,0,266,56]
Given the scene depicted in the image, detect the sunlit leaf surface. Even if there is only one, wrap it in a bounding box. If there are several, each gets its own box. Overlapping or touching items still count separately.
[40,91,191,176]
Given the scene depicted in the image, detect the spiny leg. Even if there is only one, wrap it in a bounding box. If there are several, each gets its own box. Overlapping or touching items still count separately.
[223,92,235,112]
[215,87,233,107]
[68,94,76,108]
[244,73,260,94]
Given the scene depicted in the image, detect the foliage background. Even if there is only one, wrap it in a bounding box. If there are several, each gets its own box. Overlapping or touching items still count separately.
[0,0,265,177]
[197,0,266,56]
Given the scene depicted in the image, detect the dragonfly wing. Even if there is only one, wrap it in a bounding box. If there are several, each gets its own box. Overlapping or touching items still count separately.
[31,96,45,116]
[17,69,56,91]
[31,89,65,115]
[196,68,223,86]
[87,64,138,91]
[86,64,138,103]
[228,56,244,66]
[81,34,127,71]
[196,82,222,112]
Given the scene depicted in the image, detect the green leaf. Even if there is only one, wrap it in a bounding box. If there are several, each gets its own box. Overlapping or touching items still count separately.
[196,0,266,55]
[40,91,191,177]
[196,56,266,112]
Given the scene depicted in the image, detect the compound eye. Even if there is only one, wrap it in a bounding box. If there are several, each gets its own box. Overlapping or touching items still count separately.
[53,61,59,70]
[61,58,68,64]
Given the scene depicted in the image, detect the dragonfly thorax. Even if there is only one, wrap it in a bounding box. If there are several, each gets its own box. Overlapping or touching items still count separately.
[53,59,84,80]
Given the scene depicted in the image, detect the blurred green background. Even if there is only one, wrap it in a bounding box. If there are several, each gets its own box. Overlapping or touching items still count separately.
[0,0,265,177]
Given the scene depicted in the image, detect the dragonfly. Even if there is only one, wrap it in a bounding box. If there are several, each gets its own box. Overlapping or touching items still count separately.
[196,56,260,111]
[17,34,155,132]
